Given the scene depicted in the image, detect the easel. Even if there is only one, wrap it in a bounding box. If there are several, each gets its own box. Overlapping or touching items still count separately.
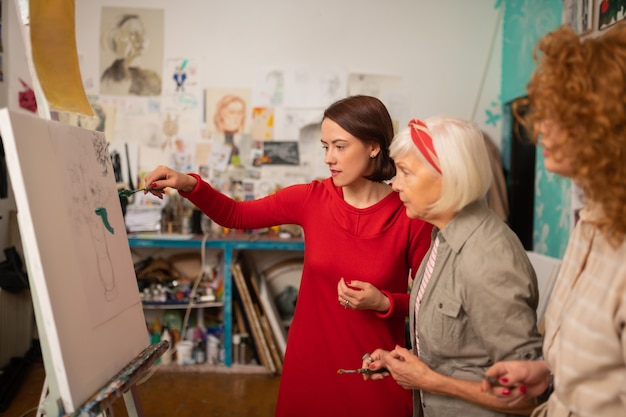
[0,105,160,417]
[36,340,169,417]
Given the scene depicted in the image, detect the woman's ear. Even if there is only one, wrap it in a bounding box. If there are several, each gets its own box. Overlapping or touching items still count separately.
[370,144,381,159]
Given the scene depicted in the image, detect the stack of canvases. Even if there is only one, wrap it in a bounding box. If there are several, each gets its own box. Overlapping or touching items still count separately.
[232,254,288,374]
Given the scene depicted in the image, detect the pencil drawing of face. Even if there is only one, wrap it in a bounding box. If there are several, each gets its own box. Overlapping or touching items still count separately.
[99,7,164,96]
[214,95,246,134]
[114,16,146,62]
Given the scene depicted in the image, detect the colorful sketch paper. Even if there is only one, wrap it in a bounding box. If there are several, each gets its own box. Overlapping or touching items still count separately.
[169,137,195,172]
[163,57,199,95]
[251,107,274,140]
[598,0,626,31]
[160,98,202,139]
[208,142,231,172]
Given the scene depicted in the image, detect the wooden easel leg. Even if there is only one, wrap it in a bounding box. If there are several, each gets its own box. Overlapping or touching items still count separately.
[122,385,144,417]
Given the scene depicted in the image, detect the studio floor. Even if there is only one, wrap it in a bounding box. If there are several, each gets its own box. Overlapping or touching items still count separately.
[2,351,281,417]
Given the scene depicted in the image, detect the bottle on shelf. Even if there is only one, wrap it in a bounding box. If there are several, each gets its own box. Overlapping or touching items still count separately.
[239,333,248,365]
[161,326,173,365]
[232,333,241,365]
[206,334,220,365]
[150,319,162,363]
[194,339,206,364]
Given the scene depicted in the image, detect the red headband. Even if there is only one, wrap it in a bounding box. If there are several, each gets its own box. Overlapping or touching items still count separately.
[408,118,441,173]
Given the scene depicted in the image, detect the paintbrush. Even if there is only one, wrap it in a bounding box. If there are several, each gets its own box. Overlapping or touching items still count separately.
[118,186,152,198]
[337,367,389,375]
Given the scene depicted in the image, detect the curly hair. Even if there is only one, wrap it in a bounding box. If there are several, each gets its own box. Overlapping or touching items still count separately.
[516,23,626,246]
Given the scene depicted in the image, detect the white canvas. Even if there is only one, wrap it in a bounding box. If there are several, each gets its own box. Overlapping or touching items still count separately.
[0,109,149,413]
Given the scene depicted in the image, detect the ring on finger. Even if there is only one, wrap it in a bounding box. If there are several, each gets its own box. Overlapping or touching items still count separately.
[343,299,349,308]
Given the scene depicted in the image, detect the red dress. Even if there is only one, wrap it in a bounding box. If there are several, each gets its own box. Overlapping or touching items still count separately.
[182,176,432,417]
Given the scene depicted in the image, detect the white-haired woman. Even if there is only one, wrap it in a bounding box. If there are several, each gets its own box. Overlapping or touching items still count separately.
[363,116,543,417]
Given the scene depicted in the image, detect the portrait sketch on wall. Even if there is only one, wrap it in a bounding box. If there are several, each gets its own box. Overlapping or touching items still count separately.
[205,88,251,167]
[252,68,285,107]
[99,7,164,96]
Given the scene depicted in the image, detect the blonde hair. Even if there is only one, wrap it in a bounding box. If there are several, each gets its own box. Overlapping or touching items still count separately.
[390,115,492,214]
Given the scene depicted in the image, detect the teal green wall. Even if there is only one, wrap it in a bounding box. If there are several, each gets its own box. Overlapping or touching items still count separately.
[501,0,570,258]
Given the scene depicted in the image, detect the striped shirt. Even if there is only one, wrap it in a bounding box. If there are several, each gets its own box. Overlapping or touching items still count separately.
[536,205,626,417]
[415,237,439,353]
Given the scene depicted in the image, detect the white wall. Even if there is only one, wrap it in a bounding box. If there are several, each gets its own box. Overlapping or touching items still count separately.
[75,0,502,133]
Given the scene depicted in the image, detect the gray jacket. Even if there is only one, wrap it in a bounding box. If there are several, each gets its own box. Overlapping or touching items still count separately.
[409,200,543,417]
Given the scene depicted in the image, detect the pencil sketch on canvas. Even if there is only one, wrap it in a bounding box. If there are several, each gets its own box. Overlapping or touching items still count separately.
[53,128,139,325]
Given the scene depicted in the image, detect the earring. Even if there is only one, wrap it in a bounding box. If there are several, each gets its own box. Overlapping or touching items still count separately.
[370,154,376,158]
